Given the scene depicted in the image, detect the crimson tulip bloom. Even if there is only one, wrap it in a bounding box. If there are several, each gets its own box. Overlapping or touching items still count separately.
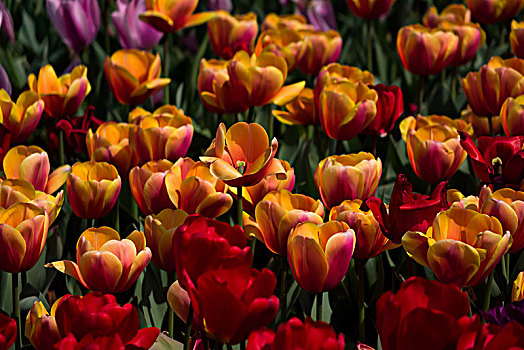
[345,0,396,19]
[0,313,16,349]
[364,174,448,243]
[52,106,102,155]
[363,84,403,138]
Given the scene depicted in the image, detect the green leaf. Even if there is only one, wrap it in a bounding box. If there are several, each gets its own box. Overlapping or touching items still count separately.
[150,333,184,350]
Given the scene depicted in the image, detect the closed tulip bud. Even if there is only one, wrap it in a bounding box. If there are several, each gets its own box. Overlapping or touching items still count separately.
[363,84,403,137]
[111,0,163,50]
[315,152,382,209]
[0,89,43,143]
[46,0,100,52]
[397,25,458,76]
[318,79,377,140]
[288,221,355,293]
[345,0,396,19]
[28,65,91,119]
[167,280,191,323]
[25,301,60,350]
[47,227,152,293]
[104,49,170,106]
[462,56,524,117]
[208,11,258,59]
[423,4,471,28]
[145,209,188,273]
[513,271,524,301]
[129,105,193,164]
[244,189,324,255]
[3,145,70,194]
[0,2,13,44]
[272,87,317,126]
[465,0,524,24]
[511,21,524,59]
[403,207,511,287]
[255,28,307,72]
[440,21,485,67]
[501,95,524,136]
[330,199,399,259]
[66,161,121,219]
[0,202,49,273]
[296,29,342,76]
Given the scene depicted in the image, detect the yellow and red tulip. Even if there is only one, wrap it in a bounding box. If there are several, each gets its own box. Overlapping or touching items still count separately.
[28,64,90,119]
[465,0,524,24]
[208,11,258,59]
[0,89,43,142]
[511,21,524,59]
[402,207,511,287]
[315,152,382,209]
[423,4,471,27]
[287,221,355,293]
[461,106,502,138]
[66,160,121,219]
[25,300,60,349]
[500,95,524,136]
[345,0,396,19]
[255,27,307,72]
[243,189,324,255]
[262,13,313,31]
[439,21,485,67]
[272,87,317,126]
[104,49,170,106]
[46,226,152,293]
[296,29,342,76]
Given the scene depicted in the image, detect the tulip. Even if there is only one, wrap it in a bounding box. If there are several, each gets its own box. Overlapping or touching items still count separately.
[403,207,511,287]
[3,145,70,194]
[52,106,102,155]
[481,299,524,326]
[511,21,524,59]
[104,49,171,106]
[465,0,524,24]
[0,2,13,43]
[364,174,448,243]
[457,314,524,349]
[0,89,43,143]
[397,25,459,76]
[362,84,403,137]
[244,189,325,255]
[296,29,342,76]
[0,314,16,350]
[501,95,524,136]
[28,65,91,119]
[111,0,163,50]
[66,161,121,219]
[294,0,336,32]
[247,317,345,350]
[167,280,191,324]
[459,132,524,190]
[345,0,396,19]
[441,21,485,67]
[262,13,312,31]
[46,0,100,52]
[202,122,286,187]
[255,27,307,72]
[0,124,9,164]
[462,56,524,117]
[376,276,470,350]
[86,122,138,178]
[330,200,399,259]
[129,160,175,215]
[288,221,355,293]
[145,209,188,272]
[0,64,11,96]
[26,292,159,350]
[315,152,382,209]
[128,105,193,164]
[208,11,258,59]
[423,4,471,28]
[461,105,502,138]
[139,0,217,33]
[47,227,152,293]
[208,0,231,11]
[272,87,317,126]
[0,202,49,273]
[513,271,524,301]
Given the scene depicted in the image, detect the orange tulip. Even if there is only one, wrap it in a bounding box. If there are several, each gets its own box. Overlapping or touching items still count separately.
[314,63,374,105]
[296,29,342,76]
[330,200,399,259]
[0,202,49,273]
[288,221,355,293]
[104,49,170,106]
[0,89,43,142]
[201,122,286,187]
[396,24,458,76]
[262,13,313,31]
[145,209,188,273]
[3,145,70,194]
[139,0,216,33]
[129,105,193,164]
[511,21,524,59]
[46,226,152,293]
[255,27,307,72]
[24,300,60,349]
[423,4,471,28]
[501,95,524,136]
[86,122,138,178]
[208,11,258,59]
[465,0,524,24]
[462,56,524,117]
[28,64,90,119]
[66,161,121,219]
[315,152,382,209]
[272,87,317,126]
[243,189,325,255]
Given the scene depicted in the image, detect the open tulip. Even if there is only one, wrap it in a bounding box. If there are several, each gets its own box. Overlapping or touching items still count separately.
[208,11,258,59]
[501,95,524,136]
[66,161,121,219]
[244,189,325,255]
[345,0,396,19]
[315,152,382,209]
[129,105,193,164]
[0,89,43,142]
[397,25,458,76]
[511,21,524,59]
[403,207,511,287]
[272,88,317,126]
[255,27,307,72]
[296,29,342,76]
[28,65,91,119]
[139,0,217,33]
[288,221,355,293]
[47,227,152,293]
[104,49,170,106]
[52,106,102,155]
[362,84,403,138]
[465,0,524,24]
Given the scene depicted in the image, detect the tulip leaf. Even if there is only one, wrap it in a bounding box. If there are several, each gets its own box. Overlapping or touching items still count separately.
[150,333,184,350]
[19,11,40,54]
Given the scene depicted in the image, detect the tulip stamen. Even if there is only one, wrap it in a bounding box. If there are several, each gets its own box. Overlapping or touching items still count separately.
[492,157,503,176]
[237,161,246,175]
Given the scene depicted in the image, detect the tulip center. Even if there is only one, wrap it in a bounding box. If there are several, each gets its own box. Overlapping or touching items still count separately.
[237,160,246,175]
[492,157,503,176]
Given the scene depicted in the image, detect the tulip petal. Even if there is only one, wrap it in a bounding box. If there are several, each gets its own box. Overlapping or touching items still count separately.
[402,231,430,267]
[45,260,88,288]
[46,165,71,194]
[0,224,25,273]
[323,229,355,291]
[79,250,123,293]
[272,81,306,106]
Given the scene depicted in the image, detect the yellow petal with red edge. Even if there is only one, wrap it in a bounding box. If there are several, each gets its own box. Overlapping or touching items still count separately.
[226,122,269,164]
[45,260,88,288]
[18,153,50,192]
[402,231,431,267]
[183,12,218,29]
[79,226,121,251]
[209,159,242,182]
[323,226,355,290]
[46,165,71,194]
[79,250,123,292]
[272,81,306,106]
[196,192,233,218]
[121,247,151,292]
[139,11,175,32]
[243,212,263,241]
[126,230,147,252]
[0,224,26,272]
[37,65,60,93]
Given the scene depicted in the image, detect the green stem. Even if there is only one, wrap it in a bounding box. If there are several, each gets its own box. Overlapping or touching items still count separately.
[314,125,322,157]
[316,292,323,322]
[164,36,170,104]
[131,197,139,223]
[418,75,425,114]
[21,271,27,290]
[113,197,120,233]
[12,273,20,350]
[450,67,457,103]
[366,20,373,72]
[59,129,65,165]
[484,270,495,311]
[280,256,288,322]
[168,273,175,339]
[91,218,96,228]
[358,259,366,342]
[184,304,193,350]
[247,106,255,123]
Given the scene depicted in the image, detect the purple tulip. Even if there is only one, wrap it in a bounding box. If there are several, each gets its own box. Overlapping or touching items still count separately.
[0,1,14,43]
[111,0,163,50]
[0,64,11,95]
[207,0,232,12]
[294,0,336,31]
[481,300,524,326]
[46,0,100,52]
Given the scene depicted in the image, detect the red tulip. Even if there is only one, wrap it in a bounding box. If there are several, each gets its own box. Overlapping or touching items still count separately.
[0,313,15,349]
[51,106,102,155]
[456,315,524,349]
[363,84,404,138]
